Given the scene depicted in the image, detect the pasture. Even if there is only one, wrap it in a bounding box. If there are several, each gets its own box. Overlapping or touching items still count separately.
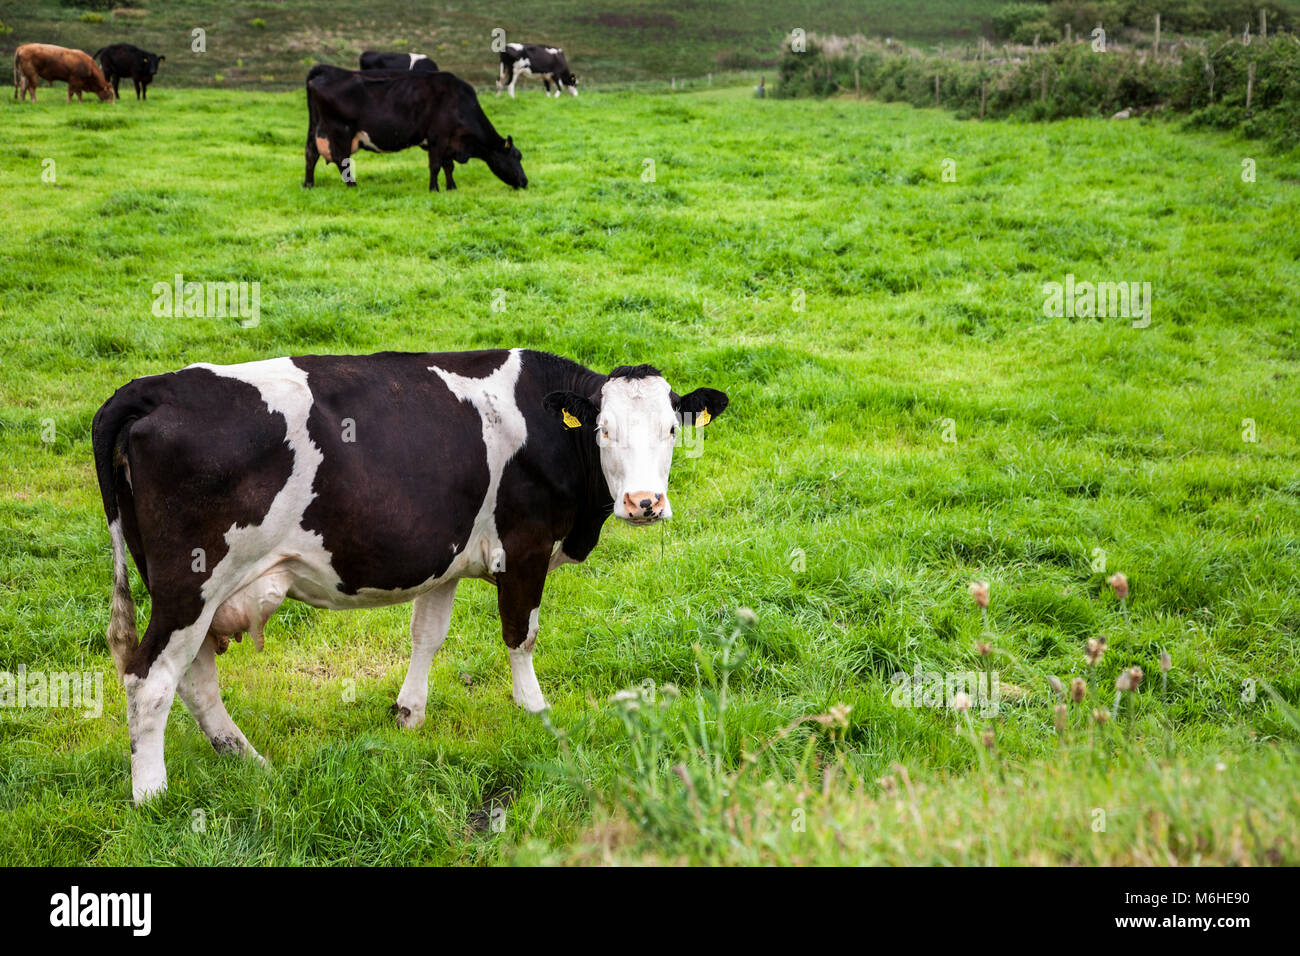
[1,77,1299,865]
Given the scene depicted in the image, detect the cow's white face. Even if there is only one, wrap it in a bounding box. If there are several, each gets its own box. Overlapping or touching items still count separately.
[597,375,678,524]
[545,369,728,526]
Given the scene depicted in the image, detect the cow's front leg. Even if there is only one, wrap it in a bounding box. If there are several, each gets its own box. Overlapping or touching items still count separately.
[427,149,442,191]
[177,632,265,763]
[442,160,457,191]
[394,580,458,728]
[497,549,550,712]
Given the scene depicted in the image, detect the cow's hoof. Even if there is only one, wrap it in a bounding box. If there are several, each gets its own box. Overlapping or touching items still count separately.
[391,702,425,729]
[513,693,548,714]
[132,781,167,806]
[302,181,314,189]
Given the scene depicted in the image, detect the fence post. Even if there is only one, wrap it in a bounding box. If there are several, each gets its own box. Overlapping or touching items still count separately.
[1065,23,1071,44]
[1261,10,1268,39]
[980,81,987,119]
[855,68,861,98]
[707,72,712,87]
[1041,65,1047,101]
[1246,60,1255,110]
[1154,13,1161,56]
[934,72,939,105]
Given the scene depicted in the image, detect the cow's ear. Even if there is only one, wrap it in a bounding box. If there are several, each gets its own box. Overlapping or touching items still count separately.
[505,135,513,148]
[544,391,598,431]
[674,388,729,428]
[158,55,166,61]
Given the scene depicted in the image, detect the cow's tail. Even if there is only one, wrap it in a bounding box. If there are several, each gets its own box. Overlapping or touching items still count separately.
[92,47,106,62]
[92,388,149,678]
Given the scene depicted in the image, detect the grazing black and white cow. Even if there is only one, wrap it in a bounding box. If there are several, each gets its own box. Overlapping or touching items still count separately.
[92,349,729,802]
[497,42,578,98]
[359,51,438,73]
[304,64,526,191]
[93,43,164,101]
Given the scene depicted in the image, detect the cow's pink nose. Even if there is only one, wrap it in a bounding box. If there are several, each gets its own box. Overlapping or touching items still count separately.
[623,492,666,519]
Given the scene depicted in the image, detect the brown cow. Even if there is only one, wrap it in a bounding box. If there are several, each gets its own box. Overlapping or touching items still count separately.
[14,43,115,103]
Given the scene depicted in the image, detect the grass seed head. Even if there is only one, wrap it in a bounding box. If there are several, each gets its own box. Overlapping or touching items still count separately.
[1071,677,1087,703]
[969,580,990,609]
[1160,650,1172,673]
[1085,637,1107,666]
[1108,572,1129,601]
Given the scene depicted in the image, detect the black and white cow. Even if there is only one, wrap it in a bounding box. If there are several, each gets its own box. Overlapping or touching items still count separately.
[359,51,438,73]
[304,64,526,191]
[93,43,164,101]
[92,349,729,802]
[497,42,578,98]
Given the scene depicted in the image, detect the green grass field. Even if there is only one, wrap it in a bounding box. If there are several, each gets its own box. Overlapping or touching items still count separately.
[1,72,1299,865]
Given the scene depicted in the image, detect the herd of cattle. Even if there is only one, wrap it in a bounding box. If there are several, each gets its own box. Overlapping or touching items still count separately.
[14,39,581,190]
[17,31,735,801]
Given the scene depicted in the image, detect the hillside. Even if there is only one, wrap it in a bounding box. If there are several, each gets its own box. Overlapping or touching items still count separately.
[2,1,1006,89]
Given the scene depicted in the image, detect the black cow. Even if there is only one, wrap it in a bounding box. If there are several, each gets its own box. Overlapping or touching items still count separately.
[94,43,164,100]
[359,51,438,73]
[304,64,526,191]
[497,42,578,98]
[93,349,730,802]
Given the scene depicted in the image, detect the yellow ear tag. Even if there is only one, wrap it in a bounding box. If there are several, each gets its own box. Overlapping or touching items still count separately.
[694,409,712,428]
[562,409,582,429]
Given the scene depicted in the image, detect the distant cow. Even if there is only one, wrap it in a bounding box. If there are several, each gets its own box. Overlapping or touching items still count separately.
[13,43,115,103]
[93,349,730,802]
[94,43,165,100]
[359,51,438,73]
[497,42,578,98]
[304,65,526,191]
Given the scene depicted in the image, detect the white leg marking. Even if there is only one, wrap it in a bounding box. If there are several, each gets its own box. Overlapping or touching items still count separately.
[509,608,546,712]
[395,580,458,728]
[126,612,214,803]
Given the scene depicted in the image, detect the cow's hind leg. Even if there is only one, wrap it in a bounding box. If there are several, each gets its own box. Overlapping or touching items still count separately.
[177,633,265,762]
[124,607,213,803]
[304,129,320,187]
[394,580,458,728]
[442,160,457,191]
